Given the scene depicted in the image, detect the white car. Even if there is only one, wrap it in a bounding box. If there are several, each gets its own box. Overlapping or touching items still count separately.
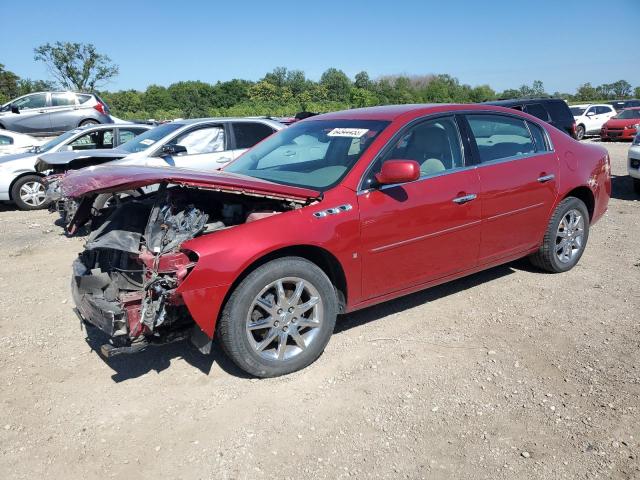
[0,130,42,155]
[570,104,617,140]
[0,123,151,210]
[628,133,640,194]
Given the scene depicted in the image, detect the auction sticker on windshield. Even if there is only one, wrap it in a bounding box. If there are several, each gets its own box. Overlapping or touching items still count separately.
[327,128,369,138]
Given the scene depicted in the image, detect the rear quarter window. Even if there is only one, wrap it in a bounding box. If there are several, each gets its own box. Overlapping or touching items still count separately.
[233,122,275,149]
[524,103,550,121]
[544,100,574,122]
[77,94,93,104]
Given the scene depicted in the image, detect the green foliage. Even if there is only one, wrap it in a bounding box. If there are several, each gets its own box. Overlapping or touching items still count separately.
[33,42,119,91]
[2,53,639,120]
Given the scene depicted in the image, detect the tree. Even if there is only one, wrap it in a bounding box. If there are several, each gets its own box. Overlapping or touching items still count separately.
[610,79,632,98]
[34,42,119,91]
[0,64,21,102]
[635,86,640,98]
[575,83,598,101]
[354,71,371,90]
[319,68,351,101]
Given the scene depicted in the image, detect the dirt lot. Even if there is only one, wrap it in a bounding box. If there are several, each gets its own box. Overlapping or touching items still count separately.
[0,140,638,480]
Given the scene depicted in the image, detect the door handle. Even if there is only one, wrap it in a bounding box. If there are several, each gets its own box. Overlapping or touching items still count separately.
[216,157,232,163]
[537,174,555,183]
[452,193,477,204]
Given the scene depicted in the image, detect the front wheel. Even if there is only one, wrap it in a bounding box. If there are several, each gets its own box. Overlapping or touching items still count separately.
[217,257,337,377]
[575,125,585,140]
[79,119,99,127]
[11,175,49,210]
[529,197,590,273]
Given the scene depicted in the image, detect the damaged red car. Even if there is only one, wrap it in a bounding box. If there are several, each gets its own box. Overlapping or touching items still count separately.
[62,104,611,377]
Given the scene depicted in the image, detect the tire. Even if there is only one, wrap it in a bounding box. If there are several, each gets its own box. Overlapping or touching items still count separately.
[10,175,49,210]
[633,178,640,195]
[217,257,338,377]
[529,197,590,273]
[92,190,141,213]
[79,119,99,127]
[575,125,585,141]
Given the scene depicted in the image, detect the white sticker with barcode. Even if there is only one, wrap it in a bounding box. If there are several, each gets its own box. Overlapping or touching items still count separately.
[140,139,156,146]
[327,128,369,138]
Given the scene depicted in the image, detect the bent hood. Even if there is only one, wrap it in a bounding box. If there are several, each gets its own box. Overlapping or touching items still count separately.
[60,164,322,202]
[35,148,128,172]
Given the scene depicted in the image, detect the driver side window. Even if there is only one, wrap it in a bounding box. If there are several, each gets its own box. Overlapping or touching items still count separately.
[364,116,464,188]
[13,93,47,110]
[170,126,225,155]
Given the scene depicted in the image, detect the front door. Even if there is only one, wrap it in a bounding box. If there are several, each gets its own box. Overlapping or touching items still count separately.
[358,116,482,299]
[464,114,559,264]
[7,93,51,134]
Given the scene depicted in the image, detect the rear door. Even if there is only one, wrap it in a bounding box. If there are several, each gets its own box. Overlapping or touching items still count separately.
[115,127,148,146]
[358,115,482,299]
[230,121,277,161]
[465,113,559,264]
[49,93,79,132]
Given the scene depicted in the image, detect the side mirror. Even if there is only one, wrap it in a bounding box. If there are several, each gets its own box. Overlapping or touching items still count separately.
[375,160,420,185]
[161,144,187,156]
[586,111,595,116]
[11,105,20,114]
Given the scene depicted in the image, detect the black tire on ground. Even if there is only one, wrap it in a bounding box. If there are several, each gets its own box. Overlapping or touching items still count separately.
[10,174,49,210]
[529,197,590,273]
[575,125,585,140]
[217,257,338,378]
[79,119,99,127]
[633,178,640,195]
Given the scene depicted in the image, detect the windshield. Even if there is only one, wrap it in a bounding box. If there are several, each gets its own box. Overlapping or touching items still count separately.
[118,122,183,154]
[31,129,84,153]
[570,107,587,116]
[224,119,390,190]
[614,109,640,119]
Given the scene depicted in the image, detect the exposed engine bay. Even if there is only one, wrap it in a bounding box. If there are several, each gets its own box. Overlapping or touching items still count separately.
[72,183,299,357]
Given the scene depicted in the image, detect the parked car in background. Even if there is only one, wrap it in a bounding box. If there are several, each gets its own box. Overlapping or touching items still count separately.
[61,104,610,377]
[38,117,285,175]
[40,117,285,221]
[569,104,617,140]
[601,107,640,141]
[485,98,576,138]
[607,99,640,111]
[0,130,42,156]
[628,132,640,194]
[0,123,151,210]
[0,91,112,136]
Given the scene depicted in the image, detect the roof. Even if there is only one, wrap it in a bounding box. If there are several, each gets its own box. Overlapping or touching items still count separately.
[486,98,565,107]
[172,117,285,128]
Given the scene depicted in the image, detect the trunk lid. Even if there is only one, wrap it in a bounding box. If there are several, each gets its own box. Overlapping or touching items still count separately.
[60,164,322,202]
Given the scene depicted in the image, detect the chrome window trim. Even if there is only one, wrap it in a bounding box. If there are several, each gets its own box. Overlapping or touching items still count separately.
[357,109,556,195]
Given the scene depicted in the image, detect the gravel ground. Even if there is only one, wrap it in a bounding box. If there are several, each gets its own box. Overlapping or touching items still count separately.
[0,140,638,480]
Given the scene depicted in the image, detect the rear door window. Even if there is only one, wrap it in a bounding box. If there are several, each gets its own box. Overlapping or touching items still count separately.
[524,103,550,121]
[595,106,613,115]
[76,94,93,104]
[233,122,276,149]
[51,93,77,107]
[527,122,550,152]
[118,127,147,145]
[467,114,536,163]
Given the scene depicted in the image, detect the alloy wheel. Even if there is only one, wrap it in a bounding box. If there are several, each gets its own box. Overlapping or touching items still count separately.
[19,181,46,207]
[555,209,585,263]
[246,277,323,361]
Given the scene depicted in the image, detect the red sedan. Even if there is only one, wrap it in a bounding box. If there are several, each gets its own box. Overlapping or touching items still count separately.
[600,107,640,141]
[63,104,611,377]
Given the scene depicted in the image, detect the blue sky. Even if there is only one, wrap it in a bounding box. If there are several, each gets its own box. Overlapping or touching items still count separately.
[2,0,639,93]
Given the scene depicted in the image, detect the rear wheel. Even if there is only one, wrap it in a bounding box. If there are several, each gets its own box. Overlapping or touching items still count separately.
[79,119,99,127]
[529,197,589,273]
[217,257,337,377]
[11,175,49,210]
[575,125,585,140]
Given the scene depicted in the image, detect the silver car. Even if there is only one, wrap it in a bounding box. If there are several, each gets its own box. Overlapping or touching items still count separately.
[0,123,152,210]
[0,91,113,136]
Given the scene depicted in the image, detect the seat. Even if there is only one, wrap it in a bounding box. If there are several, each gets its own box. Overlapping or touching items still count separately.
[404,126,452,174]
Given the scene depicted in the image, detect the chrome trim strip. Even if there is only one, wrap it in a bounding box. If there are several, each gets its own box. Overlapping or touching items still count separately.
[485,202,545,222]
[369,219,482,254]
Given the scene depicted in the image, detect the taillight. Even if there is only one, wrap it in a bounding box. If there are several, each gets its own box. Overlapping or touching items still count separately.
[571,122,577,138]
[93,102,107,115]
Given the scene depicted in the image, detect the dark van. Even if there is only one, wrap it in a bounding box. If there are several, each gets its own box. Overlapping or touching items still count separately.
[484,98,577,138]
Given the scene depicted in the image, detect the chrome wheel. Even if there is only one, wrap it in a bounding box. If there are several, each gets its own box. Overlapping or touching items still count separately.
[19,181,46,207]
[246,277,323,361]
[556,209,585,263]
